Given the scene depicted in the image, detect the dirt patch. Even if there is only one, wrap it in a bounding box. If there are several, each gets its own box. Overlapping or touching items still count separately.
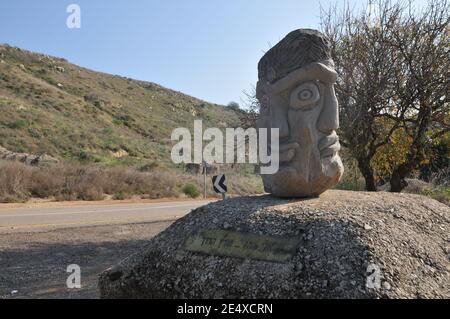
[0,221,172,299]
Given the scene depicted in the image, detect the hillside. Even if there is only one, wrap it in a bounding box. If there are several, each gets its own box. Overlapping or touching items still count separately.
[0,44,243,168]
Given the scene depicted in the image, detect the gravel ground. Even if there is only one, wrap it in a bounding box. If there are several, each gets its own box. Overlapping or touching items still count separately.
[0,221,173,299]
[99,190,450,299]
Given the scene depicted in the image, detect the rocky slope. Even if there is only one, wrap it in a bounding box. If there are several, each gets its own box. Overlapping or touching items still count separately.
[98,190,449,299]
[0,145,57,166]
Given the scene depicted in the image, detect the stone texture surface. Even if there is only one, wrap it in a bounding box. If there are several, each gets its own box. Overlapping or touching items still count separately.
[257,29,344,198]
[98,190,450,299]
[258,29,332,84]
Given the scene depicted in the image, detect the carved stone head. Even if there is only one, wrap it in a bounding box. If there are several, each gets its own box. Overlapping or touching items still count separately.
[257,29,344,197]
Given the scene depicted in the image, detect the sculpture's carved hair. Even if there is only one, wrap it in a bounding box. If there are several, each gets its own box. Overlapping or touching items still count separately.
[258,29,332,84]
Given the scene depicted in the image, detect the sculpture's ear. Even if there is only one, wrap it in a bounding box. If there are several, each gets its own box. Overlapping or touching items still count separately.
[256,81,266,101]
[267,67,277,83]
[257,80,277,102]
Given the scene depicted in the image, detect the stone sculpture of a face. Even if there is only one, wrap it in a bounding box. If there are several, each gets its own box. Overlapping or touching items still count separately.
[257,29,344,198]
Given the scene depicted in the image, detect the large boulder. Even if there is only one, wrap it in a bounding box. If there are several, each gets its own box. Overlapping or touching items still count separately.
[98,190,449,299]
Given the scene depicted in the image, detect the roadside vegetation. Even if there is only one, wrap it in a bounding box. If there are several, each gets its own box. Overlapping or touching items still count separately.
[182,183,201,199]
[335,149,450,205]
[0,160,263,203]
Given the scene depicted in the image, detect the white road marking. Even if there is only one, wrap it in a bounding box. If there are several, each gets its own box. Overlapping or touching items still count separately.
[0,203,207,218]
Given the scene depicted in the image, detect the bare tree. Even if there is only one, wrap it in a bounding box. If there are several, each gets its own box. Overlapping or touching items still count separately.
[240,86,260,129]
[387,0,450,191]
[321,0,449,192]
[321,0,405,191]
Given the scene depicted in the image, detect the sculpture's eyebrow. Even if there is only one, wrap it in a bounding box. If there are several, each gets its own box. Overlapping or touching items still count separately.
[266,62,337,95]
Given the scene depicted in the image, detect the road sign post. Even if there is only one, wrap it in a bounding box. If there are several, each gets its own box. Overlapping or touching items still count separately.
[203,166,207,199]
[202,160,207,199]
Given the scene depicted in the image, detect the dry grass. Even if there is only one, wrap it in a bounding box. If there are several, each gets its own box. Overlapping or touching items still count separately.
[0,161,179,202]
[0,160,263,203]
[0,161,32,202]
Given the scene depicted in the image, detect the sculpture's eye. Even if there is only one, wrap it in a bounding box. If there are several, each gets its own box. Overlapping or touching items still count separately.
[290,82,320,110]
[298,89,314,100]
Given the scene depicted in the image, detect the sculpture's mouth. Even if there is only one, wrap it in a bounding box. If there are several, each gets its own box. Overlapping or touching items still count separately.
[278,141,299,163]
[319,133,340,159]
[277,132,340,164]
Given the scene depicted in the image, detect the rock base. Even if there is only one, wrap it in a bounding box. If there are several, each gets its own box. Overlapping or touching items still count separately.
[98,190,449,299]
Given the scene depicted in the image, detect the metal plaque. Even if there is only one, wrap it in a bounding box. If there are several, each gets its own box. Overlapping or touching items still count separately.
[185,229,300,263]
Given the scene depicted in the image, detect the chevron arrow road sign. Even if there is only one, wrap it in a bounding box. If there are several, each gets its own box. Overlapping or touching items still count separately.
[212,175,227,194]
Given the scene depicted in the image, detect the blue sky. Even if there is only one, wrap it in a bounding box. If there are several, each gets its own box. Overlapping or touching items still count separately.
[0,0,428,106]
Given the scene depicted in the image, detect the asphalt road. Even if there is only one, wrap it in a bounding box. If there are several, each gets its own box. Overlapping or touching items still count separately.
[0,199,215,298]
[0,200,213,232]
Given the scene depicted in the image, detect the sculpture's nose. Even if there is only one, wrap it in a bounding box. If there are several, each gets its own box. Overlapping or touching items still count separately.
[317,85,339,134]
[271,102,290,140]
[278,118,290,140]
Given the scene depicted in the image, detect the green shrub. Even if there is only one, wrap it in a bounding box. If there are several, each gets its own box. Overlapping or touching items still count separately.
[77,150,91,161]
[182,183,200,198]
[421,187,450,206]
[7,119,28,129]
[113,192,131,200]
[113,114,134,127]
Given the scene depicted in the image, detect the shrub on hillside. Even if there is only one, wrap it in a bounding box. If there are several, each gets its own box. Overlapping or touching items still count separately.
[182,183,200,198]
